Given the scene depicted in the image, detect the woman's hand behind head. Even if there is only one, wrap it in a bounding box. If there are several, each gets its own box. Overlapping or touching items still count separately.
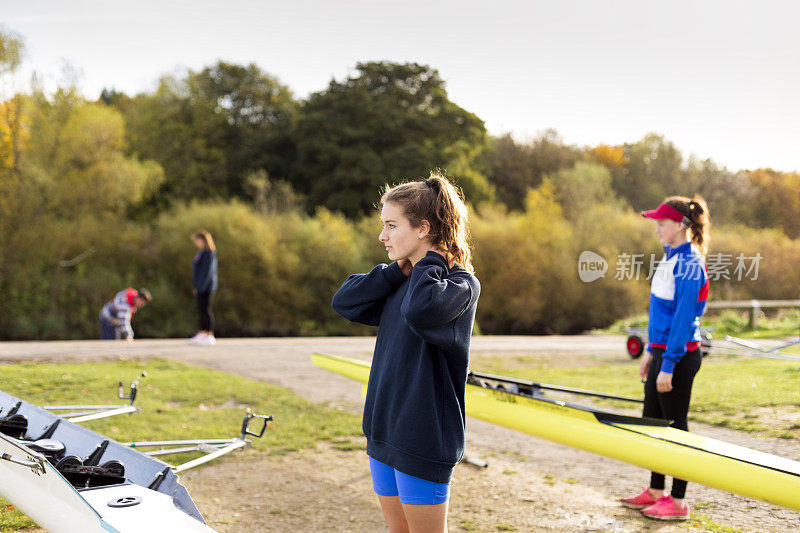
[397,258,413,277]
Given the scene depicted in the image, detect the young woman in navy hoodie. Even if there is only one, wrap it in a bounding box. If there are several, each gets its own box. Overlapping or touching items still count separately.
[332,174,480,533]
[190,230,218,346]
[621,196,710,521]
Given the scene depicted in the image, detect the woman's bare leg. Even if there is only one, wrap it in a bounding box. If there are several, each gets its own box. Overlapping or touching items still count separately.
[402,501,448,533]
[377,495,409,533]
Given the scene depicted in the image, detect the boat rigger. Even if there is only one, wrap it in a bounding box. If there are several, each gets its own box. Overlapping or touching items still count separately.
[0,382,270,533]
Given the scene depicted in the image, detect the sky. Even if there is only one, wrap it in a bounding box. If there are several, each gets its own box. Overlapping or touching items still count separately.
[3,0,800,172]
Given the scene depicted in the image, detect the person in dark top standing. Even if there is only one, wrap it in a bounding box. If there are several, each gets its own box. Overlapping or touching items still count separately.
[332,174,480,533]
[190,230,218,346]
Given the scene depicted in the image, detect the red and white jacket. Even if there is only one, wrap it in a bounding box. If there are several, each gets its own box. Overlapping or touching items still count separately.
[100,288,138,339]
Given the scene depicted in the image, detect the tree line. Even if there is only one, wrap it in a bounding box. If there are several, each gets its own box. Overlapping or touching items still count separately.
[1,28,798,339]
[93,59,800,236]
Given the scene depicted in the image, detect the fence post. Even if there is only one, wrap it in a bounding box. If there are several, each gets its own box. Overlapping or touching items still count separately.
[749,299,760,329]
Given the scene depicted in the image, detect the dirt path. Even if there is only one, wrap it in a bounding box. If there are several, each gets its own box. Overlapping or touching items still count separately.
[182,443,698,533]
[2,336,799,532]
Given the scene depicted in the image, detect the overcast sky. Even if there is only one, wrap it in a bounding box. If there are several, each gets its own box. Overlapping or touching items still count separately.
[4,0,799,171]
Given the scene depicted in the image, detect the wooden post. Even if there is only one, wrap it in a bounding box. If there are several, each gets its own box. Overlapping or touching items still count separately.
[749,300,760,329]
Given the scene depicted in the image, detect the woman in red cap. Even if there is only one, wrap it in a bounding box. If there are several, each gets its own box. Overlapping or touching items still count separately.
[620,196,710,521]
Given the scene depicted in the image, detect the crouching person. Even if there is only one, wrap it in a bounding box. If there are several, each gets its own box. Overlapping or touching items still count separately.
[100,287,151,341]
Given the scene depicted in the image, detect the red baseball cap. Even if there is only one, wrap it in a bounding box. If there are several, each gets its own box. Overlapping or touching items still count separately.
[641,203,690,225]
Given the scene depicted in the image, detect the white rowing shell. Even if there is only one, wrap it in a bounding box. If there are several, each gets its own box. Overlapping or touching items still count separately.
[0,434,214,532]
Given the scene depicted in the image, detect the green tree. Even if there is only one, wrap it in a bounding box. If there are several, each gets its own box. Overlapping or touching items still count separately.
[617,133,684,210]
[292,61,492,217]
[0,28,24,177]
[683,157,756,227]
[0,79,163,339]
[0,27,23,76]
[543,161,620,222]
[483,131,585,210]
[110,77,227,203]
[187,62,296,190]
[244,169,304,216]
[109,61,295,205]
[26,99,163,217]
[472,185,578,333]
[748,169,800,238]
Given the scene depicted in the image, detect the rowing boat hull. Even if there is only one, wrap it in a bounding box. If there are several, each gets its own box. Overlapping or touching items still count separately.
[311,353,800,511]
[0,432,112,532]
[0,433,213,532]
[0,390,214,532]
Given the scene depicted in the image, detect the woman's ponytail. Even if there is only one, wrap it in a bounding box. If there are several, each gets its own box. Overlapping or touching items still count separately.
[665,195,711,256]
[427,174,472,272]
[687,198,710,255]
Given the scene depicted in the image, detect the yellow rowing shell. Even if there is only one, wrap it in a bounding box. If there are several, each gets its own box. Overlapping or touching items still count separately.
[311,353,800,511]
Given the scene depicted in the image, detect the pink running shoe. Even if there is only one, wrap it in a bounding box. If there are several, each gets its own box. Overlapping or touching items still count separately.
[641,495,689,521]
[620,487,657,509]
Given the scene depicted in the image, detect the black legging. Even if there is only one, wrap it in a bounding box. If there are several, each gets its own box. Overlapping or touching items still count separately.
[196,291,214,332]
[643,347,702,499]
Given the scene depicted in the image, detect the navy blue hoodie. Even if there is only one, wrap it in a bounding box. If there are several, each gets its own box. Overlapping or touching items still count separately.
[192,250,218,294]
[332,251,480,483]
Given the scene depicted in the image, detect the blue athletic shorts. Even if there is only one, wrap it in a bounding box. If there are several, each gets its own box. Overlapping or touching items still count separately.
[368,456,450,505]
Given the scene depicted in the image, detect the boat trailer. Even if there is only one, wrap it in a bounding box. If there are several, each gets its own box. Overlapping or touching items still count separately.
[625,327,713,359]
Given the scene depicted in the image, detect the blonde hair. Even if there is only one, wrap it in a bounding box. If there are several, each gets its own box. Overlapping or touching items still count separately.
[381,172,473,272]
[193,230,216,252]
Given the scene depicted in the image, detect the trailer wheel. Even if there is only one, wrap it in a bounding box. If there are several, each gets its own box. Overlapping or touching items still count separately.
[627,335,644,359]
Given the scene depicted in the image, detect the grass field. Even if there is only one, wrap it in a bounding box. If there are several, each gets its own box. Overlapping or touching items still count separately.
[601,309,800,345]
[582,308,800,437]
[470,353,800,439]
[0,359,362,531]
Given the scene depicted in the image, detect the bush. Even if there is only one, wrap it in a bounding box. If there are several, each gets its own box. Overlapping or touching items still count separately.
[137,201,373,338]
[1,184,797,340]
[710,226,800,301]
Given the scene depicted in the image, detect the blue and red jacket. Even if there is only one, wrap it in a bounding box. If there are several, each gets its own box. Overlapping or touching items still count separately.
[647,241,709,373]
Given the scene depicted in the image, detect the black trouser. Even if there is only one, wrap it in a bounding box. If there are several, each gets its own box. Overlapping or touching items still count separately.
[196,291,214,332]
[643,347,702,499]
